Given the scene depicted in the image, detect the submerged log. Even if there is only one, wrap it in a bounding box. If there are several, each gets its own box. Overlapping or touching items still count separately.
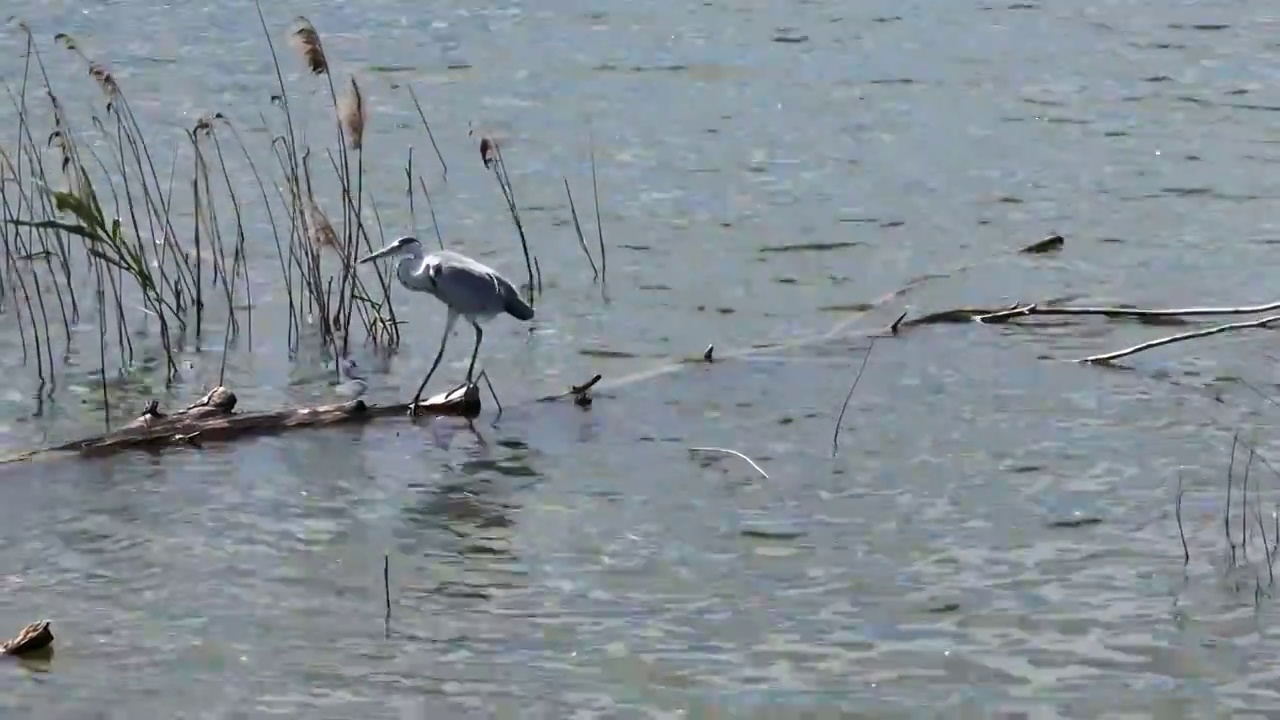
[2,375,606,463]
[50,382,482,457]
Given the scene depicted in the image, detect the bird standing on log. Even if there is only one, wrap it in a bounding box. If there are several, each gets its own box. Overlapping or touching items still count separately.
[358,236,534,415]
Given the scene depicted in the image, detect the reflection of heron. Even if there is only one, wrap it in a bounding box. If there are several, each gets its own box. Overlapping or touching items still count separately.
[336,358,368,399]
[359,237,534,414]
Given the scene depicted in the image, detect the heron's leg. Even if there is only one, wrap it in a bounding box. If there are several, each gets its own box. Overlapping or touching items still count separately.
[410,310,458,415]
[465,318,483,384]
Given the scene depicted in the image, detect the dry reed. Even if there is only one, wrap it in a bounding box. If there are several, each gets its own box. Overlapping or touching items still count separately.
[289,21,328,75]
[0,3,609,418]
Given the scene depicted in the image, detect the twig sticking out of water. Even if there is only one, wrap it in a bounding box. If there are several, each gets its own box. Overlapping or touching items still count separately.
[1244,448,1254,563]
[383,554,390,639]
[589,131,607,288]
[404,84,447,180]
[889,311,907,335]
[689,447,769,480]
[534,374,603,404]
[417,176,445,250]
[563,177,598,280]
[1227,434,1238,567]
[1254,481,1274,589]
[1019,234,1065,254]
[480,137,536,304]
[831,338,877,458]
[1176,474,1189,566]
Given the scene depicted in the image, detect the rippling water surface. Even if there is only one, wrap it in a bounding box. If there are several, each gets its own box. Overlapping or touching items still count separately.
[5,0,1280,716]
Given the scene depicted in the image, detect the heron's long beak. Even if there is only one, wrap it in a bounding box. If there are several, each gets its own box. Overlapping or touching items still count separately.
[358,242,399,264]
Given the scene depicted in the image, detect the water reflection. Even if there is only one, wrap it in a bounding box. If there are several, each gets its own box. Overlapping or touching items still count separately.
[397,435,538,599]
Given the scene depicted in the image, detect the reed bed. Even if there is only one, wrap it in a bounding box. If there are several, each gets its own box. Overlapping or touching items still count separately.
[0,7,606,423]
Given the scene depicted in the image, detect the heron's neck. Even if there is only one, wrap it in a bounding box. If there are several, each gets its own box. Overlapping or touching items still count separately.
[395,247,424,288]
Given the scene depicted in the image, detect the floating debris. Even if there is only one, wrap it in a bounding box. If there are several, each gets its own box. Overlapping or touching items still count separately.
[2,620,53,656]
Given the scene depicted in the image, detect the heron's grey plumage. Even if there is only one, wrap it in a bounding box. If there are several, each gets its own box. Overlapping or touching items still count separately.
[358,236,534,413]
[405,249,534,322]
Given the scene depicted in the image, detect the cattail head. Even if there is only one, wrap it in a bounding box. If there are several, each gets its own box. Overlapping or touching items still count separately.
[289,19,328,75]
[479,137,496,168]
[306,198,339,252]
[191,112,226,137]
[87,62,118,97]
[339,75,367,150]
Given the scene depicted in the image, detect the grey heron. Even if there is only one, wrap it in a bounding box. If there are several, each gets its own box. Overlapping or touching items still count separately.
[358,236,534,413]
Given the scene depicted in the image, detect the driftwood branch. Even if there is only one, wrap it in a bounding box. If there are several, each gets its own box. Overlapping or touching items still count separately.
[50,383,479,456]
[8,375,606,462]
[1078,314,1280,365]
[896,299,1280,364]
[688,447,770,479]
[900,300,1280,327]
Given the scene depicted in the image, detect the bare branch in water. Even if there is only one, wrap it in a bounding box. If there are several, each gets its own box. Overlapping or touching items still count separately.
[404,84,447,179]
[982,300,1280,323]
[1243,448,1254,563]
[1227,434,1238,567]
[1255,480,1274,588]
[589,129,607,286]
[383,554,391,639]
[689,447,769,480]
[417,176,444,250]
[1018,234,1065,254]
[889,311,907,335]
[1176,473,1189,566]
[1081,314,1280,366]
[563,177,598,280]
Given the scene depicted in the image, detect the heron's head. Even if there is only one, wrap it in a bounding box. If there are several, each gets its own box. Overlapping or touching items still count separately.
[358,236,421,264]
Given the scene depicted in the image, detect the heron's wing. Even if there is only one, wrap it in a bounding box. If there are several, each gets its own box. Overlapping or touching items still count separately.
[421,250,533,320]
[430,256,513,317]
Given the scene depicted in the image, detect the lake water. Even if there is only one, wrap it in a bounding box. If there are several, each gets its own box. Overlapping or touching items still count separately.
[3,0,1280,716]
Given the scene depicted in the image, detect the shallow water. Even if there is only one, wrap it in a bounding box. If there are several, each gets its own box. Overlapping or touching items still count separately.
[4,0,1280,716]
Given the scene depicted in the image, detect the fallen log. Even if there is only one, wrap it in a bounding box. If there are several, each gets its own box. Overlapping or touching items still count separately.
[1,374,606,463]
[57,382,484,455]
